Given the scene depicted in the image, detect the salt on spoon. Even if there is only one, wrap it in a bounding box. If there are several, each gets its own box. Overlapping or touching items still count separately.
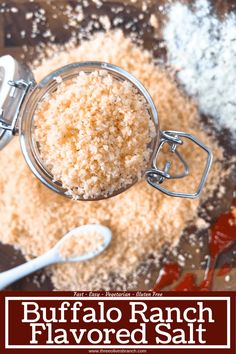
[0,224,112,290]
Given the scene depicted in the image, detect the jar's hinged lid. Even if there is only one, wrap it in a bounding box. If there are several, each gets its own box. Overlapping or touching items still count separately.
[0,55,35,150]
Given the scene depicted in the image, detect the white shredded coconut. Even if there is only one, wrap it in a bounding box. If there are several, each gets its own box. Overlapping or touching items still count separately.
[163,0,236,137]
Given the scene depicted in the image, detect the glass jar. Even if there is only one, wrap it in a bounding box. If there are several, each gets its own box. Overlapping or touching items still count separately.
[0,55,213,200]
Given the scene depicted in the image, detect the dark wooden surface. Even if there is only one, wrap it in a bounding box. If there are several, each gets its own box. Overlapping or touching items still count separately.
[0,0,235,291]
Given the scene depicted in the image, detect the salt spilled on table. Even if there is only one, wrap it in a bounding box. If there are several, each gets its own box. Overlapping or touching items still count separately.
[0,29,224,291]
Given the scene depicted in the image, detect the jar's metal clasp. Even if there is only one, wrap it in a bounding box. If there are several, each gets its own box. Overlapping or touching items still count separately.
[0,79,30,131]
[145,130,213,199]
[0,55,35,150]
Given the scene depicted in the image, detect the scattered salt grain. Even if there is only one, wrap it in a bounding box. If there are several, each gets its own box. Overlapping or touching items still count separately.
[177,254,186,267]
[99,15,111,31]
[113,17,123,26]
[43,30,52,38]
[10,7,18,13]
[25,12,34,20]
[20,30,26,38]
[149,14,158,29]
[92,0,103,8]
[142,2,147,12]
[53,76,63,84]
[195,217,209,229]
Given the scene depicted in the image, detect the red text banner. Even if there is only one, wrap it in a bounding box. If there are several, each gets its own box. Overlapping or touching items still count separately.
[0,291,235,354]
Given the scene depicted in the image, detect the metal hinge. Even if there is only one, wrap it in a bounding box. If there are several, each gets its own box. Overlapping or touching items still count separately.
[0,79,33,133]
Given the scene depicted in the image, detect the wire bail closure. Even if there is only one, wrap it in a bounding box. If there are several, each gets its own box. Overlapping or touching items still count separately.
[145,130,213,199]
[0,55,36,150]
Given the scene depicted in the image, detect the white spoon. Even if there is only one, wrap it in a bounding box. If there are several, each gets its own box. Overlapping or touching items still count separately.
[0,224,112,290]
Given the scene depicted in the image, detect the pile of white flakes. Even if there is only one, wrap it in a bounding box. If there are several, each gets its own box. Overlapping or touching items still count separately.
[163,0,236,137]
